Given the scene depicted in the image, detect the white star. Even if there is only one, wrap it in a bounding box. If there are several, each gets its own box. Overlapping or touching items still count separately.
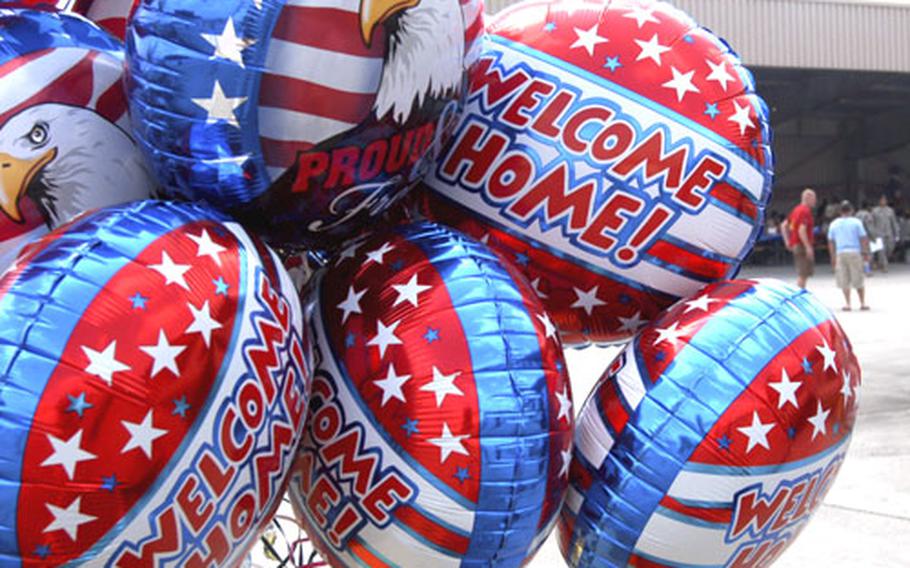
[140,329,187,379]
[201,18,255,68]
[816,340,838,373]
[706,59,736,91]
[374,363,411,407]
[365,242,394,265]
[121,410,168,459]
[555,386,572,423]
[41,430,96,480]
[187,229,226,266]
[571,286,606,316]
[635,34,671,66]
[570,24,608,57]
[768,368,802,409]
[530,277,548,299]
[807,402,831,440]
[728,101,755,136]
[624,5,660,28]
[186,300,223,347]
[559,447,572,478]
[653,321,687,347]
[337,286,366,324]
[618,311,645,333]
[367,319,403,358]
[684,295,717,314]
[149,251,191,290]
[737,411,775,453]
[44,497,96,541]
[537,312,557,339]
[840,371,854,405]
[420,366,464,407]
[662,66,700,102]
[428,423,470,463]
[82,340,130,385]
[192,80,247,125]
[392,274,431,308]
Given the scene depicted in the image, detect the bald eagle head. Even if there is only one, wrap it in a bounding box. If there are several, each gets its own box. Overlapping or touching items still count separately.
[361,0,466,124]
[0,103,154,227]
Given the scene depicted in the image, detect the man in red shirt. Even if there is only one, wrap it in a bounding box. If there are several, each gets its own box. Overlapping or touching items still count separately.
[786,188,817,289]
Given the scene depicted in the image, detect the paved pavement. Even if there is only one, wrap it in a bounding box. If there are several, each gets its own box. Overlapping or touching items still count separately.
[254,264,910,567]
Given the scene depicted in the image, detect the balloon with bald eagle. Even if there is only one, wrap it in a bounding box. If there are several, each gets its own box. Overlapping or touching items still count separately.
[0,8,155,272]
[127,0,484,250]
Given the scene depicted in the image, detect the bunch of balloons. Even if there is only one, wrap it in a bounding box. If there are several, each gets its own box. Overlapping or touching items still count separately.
[0,0,860,567]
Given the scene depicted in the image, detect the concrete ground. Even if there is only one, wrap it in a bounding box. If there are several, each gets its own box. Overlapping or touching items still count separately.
[254,263,910,567]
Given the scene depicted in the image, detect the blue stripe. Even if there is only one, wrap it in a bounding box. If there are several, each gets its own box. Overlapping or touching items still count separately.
[0,201,225,562]
[0,9,122,69]
[680,434,850,476]
[403,223,551,568]
[570,280,833,568]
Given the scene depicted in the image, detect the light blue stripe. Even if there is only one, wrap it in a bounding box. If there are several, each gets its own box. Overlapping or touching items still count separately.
[680,434,850,476]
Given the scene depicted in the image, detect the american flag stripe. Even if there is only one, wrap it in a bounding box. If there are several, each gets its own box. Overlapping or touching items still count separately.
[393,505,471,555]
[710,181,760,221]
[348,537,392,568]
[576,401,614,470]
[648,241,733,280]
[0,47,50,80]
[259,107,356,143]
[259,74,377,125]
[665,205,755,259]
[0,48,90,121]
[614,347,649,410]
[635,513,729,566]
[262,39,383,95]
[357,522,463,566]
[272,6,387,58]
[658,496,733,526]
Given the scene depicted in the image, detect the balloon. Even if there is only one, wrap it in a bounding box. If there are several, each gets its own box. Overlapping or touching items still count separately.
[0,200,312,565]
[0,7,155,272]
[73,0,140,40]
[288,221,573,566]
[417,0,773,346]
[559,279,859,567]
[126,0,484,249]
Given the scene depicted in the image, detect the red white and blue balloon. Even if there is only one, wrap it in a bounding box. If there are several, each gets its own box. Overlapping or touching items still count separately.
[559,279,859,567]
[126,0,483,249]
[418,0,773,346]
[288,222,573,566]
[0,7,154,272]
[0,201,312,565]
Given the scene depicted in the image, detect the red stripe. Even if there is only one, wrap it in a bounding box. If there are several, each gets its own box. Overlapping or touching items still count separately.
[0,48,52,80]
[259,74,374,125]
[392,504,470,555]
[348,538,390,568]
[659,495,733,525]
[96,17,128,40]
[95,80,128,124]
[570,459,593,491]
[647,241,731,280]
[629,553,673,567]
[599,379,630,436]
[260,137,315,170]
[464,10,484,45]
[710,181,759,221]
[272,6,386,58]
[0,52,97,126]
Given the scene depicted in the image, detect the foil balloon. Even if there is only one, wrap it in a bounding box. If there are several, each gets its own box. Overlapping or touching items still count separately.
[0,200,312,565]
[0,7,155,272]
[126,0,484,249]
[559,279,859,567]
[418,0,773,346]
[288,222,573,566]
[73,0,140,40]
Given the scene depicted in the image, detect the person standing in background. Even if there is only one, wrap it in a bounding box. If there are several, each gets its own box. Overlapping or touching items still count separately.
[828,201,871,311]
[786,188,817,289]
[857,201,875,274]
[871,195,900,272]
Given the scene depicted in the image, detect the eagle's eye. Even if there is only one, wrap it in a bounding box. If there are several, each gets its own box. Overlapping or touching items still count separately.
[27,123,49,147]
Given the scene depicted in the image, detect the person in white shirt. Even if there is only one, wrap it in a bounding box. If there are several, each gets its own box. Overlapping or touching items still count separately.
[827,201,871,311]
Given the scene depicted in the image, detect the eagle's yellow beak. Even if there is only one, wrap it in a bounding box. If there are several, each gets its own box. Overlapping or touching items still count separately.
[359,0,421,46]
[0,148,56,223]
